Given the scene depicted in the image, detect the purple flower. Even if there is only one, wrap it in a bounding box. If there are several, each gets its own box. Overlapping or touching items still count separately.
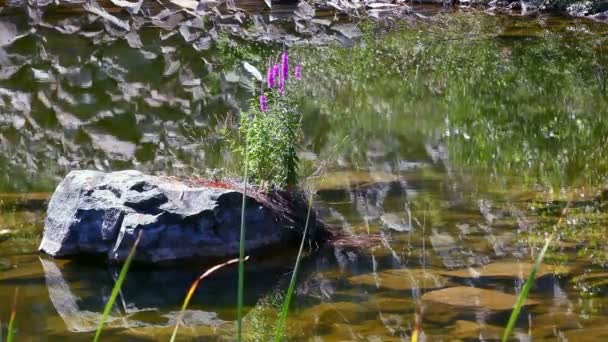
[267,65,275,88]
[278,76,284,93]
[281,51,289,81]
[294,64,302,80]
[259,94,267,112]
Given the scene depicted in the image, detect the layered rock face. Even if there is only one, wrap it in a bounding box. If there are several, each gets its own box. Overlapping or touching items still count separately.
[39,170,324,264]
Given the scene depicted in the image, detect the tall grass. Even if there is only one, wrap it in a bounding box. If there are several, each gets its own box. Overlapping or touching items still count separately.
[274,192,313,341]
[501,236,552,342]
[501,200,570,341]
[93,230,143,342]
[410,312,420,342]
[170,256,248,342]
[237,150,249,342]
[6,287,18,342]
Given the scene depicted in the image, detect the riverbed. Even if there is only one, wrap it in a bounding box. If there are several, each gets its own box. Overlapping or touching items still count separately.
[1,2,608,341]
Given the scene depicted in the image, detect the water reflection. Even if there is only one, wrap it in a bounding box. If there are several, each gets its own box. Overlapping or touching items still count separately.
[40,255,294,334]
[1,6,608,341]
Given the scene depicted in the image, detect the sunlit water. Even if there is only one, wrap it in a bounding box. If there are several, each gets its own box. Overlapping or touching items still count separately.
[1,3,608,341]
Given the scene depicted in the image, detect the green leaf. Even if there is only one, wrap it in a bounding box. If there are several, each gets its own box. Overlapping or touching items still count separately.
[93,231,143,342]
[237,149,249,342]
[501,236,552,342]
[274,192,313,341]
[6,287,18,342]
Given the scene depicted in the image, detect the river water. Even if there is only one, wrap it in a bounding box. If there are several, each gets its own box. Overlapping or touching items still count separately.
[1,2,608,341]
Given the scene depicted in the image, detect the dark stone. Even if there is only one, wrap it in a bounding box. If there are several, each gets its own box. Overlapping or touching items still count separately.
[39,170,327,264]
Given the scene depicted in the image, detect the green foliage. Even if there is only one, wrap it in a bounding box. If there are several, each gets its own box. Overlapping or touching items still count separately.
[237,155,249,342]
[93,231,142,342]
[274,193,313,341]
[6,288,18,342]
[243,291,286,341]
[526,198,608,268]
[235,90,301,189]
[502,237,552,342]
[298,13,608,189]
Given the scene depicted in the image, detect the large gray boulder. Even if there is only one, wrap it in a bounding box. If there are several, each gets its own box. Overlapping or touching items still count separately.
[39,170,326,264]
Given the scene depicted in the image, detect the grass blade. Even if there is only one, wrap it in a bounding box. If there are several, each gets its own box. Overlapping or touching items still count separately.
[170,256,249,342]
[501,236,552,342]
[93,230,143,342]
[411,312,420,342]
[237,150,249,342]
[6,287,18,342]
[274,192,313,341]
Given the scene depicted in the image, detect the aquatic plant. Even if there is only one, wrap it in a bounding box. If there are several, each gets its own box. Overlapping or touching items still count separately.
[6,287,18,342]
[502,237,552,342]
[234,50,303,189]
[93,231,142,342]
[243,290,286,341]
[237,154,249,342]
[170,256,247,342]
[274,192,313,341]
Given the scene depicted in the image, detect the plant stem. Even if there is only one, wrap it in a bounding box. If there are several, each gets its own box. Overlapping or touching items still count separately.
[237,149,249,342]
[501,236,552,342]
[6,287,18,342]
[93,230,142,342]
[274,192,313,341]
[170,257,247,342]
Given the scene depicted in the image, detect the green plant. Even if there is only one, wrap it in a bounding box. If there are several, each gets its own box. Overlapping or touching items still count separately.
[237,151,249,342]
[274,192,313,341]
[243,290,286,341]
[6,287,18,342]
[232,51,303,190]
[501,237,552,342]
[93,231,142,342]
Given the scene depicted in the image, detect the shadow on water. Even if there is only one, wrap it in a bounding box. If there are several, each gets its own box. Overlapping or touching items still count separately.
[37,254,309,338]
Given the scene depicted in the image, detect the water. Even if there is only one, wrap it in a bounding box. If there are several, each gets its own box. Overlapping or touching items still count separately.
[1,3,608,341]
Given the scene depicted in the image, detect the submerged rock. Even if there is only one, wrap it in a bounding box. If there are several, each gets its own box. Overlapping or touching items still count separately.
[348,268,448,291]
[422,286,539,311]
[39,170,327,264]
[437,261,570,280]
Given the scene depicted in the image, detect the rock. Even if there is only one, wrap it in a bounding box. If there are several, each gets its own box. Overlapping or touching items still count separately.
[348,268,448,291]
[591,10,608,22]
[380,213,411,232]
[567,2,592,17]
[364,295,415,312]
[297,301,367,324]
[450,320,503,340]
[562,327,608,341]
[39,170,327,264]
[437,261,570,280]
[422,286,539,311]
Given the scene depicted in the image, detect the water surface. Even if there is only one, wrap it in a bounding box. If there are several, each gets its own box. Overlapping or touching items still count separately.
[1,6,608,341]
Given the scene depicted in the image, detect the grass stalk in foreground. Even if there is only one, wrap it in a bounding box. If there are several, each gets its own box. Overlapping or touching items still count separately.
[410,311,420,342]
[501,236,552,342]
[502,199,569,341]
[274,192,313,341]
[237,150,249,342]
[6,287,18,342]
[170,256,249,342]
[93,230,143,342]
